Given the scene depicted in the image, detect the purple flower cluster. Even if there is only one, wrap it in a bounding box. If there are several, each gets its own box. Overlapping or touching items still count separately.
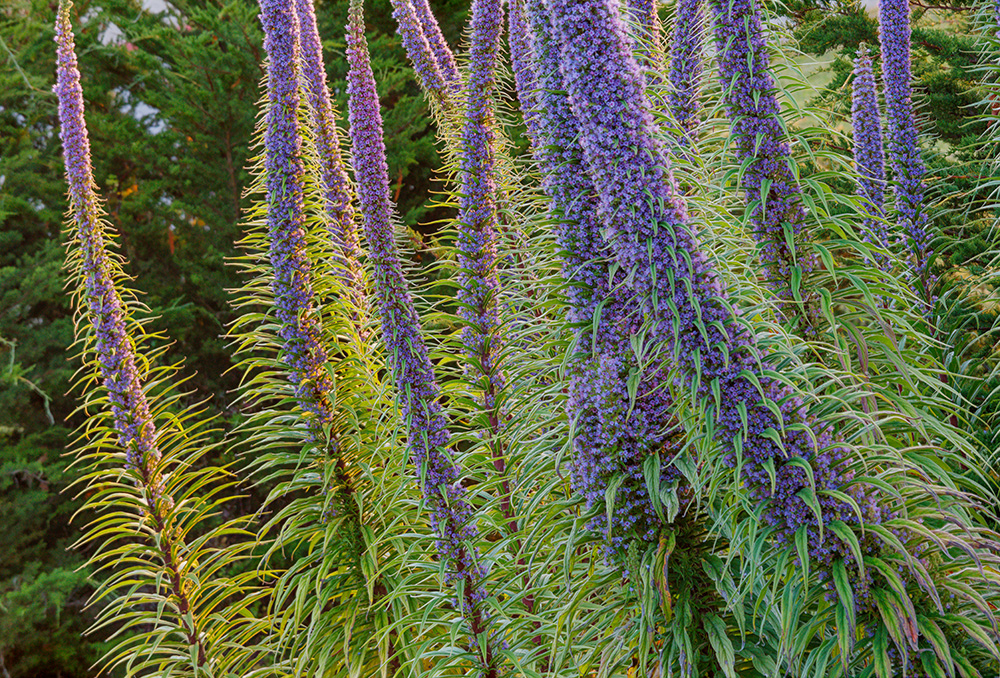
[518,0,678,564]
[412,0,460,86]
[292,0,365,307]
[709,0,813,302]
[667,0,703,146]
[345,0,496,666]
[851,48,891,271]
[546,0,886,589]
[457,0,506,411]
[259,0,337,434]
[878,0,932,288]
[389,0,453,102]
[508,0,541,145]
[55,1,163,496]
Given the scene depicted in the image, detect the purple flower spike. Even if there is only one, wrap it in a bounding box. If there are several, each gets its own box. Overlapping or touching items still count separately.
[346,0,498,667]
[851,47,891,271]
[509,0,541,144]
[412,0,461,86]
[259,0,337,435]
[55,0,164,496]
[625,0,657,40]
[292,0,366,308]
[389,0,452,103]
[709,0,813,305]
[547,0,885,593]
[522,0,678,565]
[667,0,703,146]
[878,0,932,291]
[457,0,506,411]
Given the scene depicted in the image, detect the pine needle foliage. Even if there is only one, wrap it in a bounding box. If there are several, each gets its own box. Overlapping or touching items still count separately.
[52,0,1000,675]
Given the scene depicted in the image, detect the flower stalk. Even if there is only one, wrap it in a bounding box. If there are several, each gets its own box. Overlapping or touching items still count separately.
[709,0,814,309]
[851,46,891,271]
[667,0,703,146]
[293,0,366,310]
[412,0,461,85]
[389,0,453,103]
[346,0,499,669]
[55,0,206,665]
[521,0,679,564]
[547,0,884,588]
[878,0,933,293]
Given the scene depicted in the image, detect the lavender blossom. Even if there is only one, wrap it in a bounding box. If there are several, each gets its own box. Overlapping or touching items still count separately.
[346,0,497,666]
[508,0,541,144]
[457,0,506,411]
[259,0,337,435]
[667,0,703,145]
[878,0,932,289]
[709,0,813,304]
[389,0,452,103]
[292,0,365,307]
[55,0,163,496]
[56,10,210,662]
[411,0,461,86]
[547,0,886,589]
[851,47,891,271]
[522,0,678,563]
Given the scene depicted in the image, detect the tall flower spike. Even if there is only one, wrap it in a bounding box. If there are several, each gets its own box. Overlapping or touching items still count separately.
[709,0,814,307]
[523,0,678,563]
[293,0,366,309]
[55,1,207,665]
[508,0,541,144]
[55,0,163,496]
[259,0,337,435]
[851,47,891,271]
[389,0,452,103]
[412,0,461,86]
[878,0,932,292]
[667,0,704,146]
[457,0,506,417]
[547,0,885,591]
[345,0,498,669]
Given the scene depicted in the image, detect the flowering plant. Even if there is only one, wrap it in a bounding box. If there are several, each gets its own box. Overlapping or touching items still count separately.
[54,0,1000,675]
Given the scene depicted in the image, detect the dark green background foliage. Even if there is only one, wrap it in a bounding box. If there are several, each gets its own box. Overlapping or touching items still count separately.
[0,0,464,673]
[0,0,995,673]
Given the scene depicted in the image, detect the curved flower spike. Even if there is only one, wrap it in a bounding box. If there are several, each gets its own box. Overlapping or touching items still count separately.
[851,47,891,271]
[547,0,884,590]
[389,0,453,103]
[412,0,461,85]
[667,0,704,147]
[55,1,207,666]
[521,0,678,564]
[259,0,337,435]
[56,0,163,496]
[878,0,933,293]
[346,0,499,669]
[709,0,814,307]
[293,0,366,308]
